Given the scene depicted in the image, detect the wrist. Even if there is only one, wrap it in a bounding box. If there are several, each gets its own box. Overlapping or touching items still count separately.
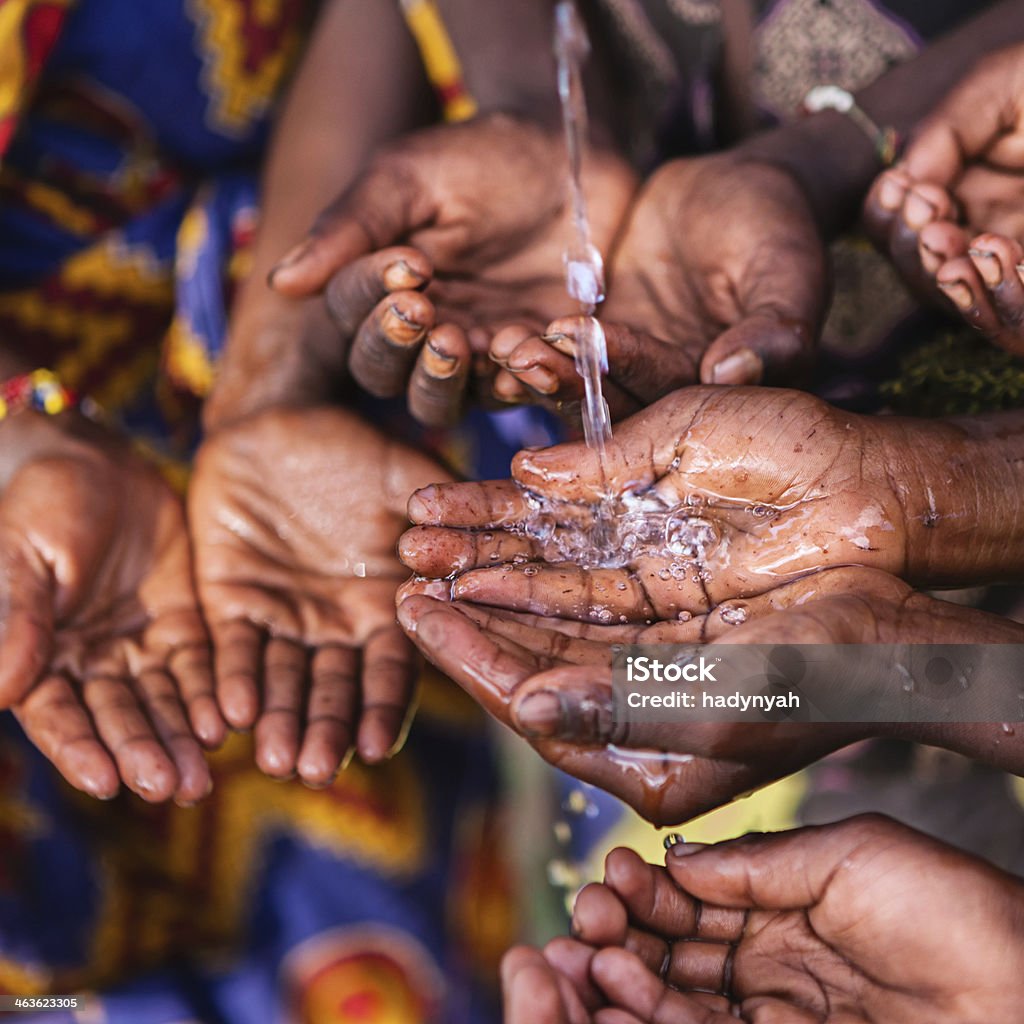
[871,413,1024,586]
[736,109,882,239]
[203,284,344,433]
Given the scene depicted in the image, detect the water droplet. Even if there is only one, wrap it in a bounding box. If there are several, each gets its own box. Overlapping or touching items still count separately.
[663,832,686,850]
[523,565,539,576]
[1001,723,1016,736]
[677,610,692,622]
[720,604,748,626]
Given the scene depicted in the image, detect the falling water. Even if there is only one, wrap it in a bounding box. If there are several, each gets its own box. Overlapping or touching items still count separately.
[554,0,612,457]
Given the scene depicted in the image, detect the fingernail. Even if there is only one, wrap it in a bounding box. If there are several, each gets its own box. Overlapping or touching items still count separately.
[383,259,425,291]
[422,341,459,379]
[969,248,1002,288]
[918,240,942,275]
[515,691,564,737]
[938,280,974,311]
[878,175,906,211]
[383,303,426,344]
[517,367,560,396]
[542,332,578,359]
[903,192,937,231]
[268,240,312,285]
[667,842,708,858]
[711,347,762,385]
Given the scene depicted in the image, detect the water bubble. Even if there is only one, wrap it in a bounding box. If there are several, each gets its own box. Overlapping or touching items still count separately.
[720,604,748,626]
[523,566,539,576]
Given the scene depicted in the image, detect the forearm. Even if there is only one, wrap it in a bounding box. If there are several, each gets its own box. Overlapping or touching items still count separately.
[205,0,433,430]
[738,0,1024,237]
[874,410,1024,586]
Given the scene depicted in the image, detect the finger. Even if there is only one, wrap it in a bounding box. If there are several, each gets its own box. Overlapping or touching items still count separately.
[83,672,180,802]
[665,941,734,995]
[604,847,702,940]
[541,937,604,1013]
[167,642,226,750]
[211,619,264,730]
[502,947,582,1024]
[663,824,861,911]
[543,316,697,407]
[0,548,54,707]
[496,328,639,420]
[407,323,472,427]
[968,232,1024,353]
[700,312,813,387]
[134,668,213,806]
[349,289,435,398]
[407,480,530,528]
[357,626,419,763]
[325,246,431,339]
[398,525,546,577]
[918,220,970,276]
[254,637,309,779]
[883,182,960,300]
[451,564,657,624]
[268,159,423,296]
[591,948,733,1024]
[571,882,629,947]
[14,674,120,800]
[296,644,359,786]
[935,255,1005,336]
[397,596,536,718]
[863,166,913,249]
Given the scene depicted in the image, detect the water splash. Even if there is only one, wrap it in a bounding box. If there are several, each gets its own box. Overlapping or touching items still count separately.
[554,0,612,457]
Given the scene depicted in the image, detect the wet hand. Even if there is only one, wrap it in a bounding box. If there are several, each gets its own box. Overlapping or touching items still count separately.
[553,816,1024,1023]
[268,114,636,426]
[0,435,220,804]
[190,407,449,784]
[394,568,889,824]
[491,154,826,416]
[401,387,917,623]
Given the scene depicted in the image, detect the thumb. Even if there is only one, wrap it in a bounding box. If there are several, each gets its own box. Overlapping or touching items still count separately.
[700,313,815,386]
[269,157,428,298]
[0,546,55,706]
[664,816,900,911]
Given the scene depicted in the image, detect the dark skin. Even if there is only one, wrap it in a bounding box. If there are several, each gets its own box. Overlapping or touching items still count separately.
[864,42,1024,355]
[397,563,1024,826]
[0,413,220,804]
[269,112,638,425]
[189,406,449,785]
[491,154,824,413]
[525,816,1024,1024]
[400,387,1024,624]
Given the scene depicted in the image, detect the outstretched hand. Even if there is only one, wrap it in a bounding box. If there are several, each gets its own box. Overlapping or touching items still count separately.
[544,816,1024,1023]
[865,43,1024,354]
[190,407,449,785]
[490,154,825,416]
[268,114,636,425]
[0,437,220,804]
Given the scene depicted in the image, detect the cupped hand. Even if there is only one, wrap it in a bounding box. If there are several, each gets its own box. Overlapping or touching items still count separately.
[549,815,1024,1023]
[401,387,920,623]
[190,407,449,785]
[0,438,221,804]
[491,154,826,416]
[864,44,1024,353]
[268,114,637,426]
[394,566,906,825]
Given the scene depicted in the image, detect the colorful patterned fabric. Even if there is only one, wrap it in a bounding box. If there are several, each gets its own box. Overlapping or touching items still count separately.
[0,3,514,1022]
